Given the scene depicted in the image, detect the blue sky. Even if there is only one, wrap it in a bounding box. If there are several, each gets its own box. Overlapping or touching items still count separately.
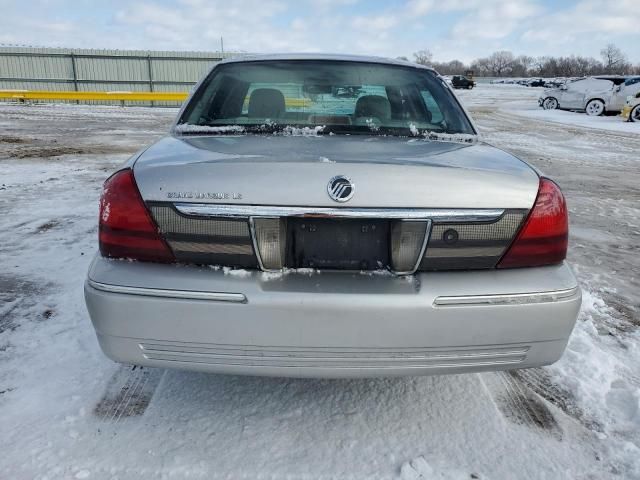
[0,0,637,63]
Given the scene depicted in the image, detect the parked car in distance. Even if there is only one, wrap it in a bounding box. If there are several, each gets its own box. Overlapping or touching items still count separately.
[85,54,581,378]
[621,91,640,122]
[527,79,546,87]
[451,75,475,89]
[491,77,568,88]
[539,75,640,115]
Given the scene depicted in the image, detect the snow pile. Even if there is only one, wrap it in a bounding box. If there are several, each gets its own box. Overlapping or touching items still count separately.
[174,124,245,134]
[222,266,253,278]
[422,132,478,144]
[364,118,381,132]
[408,122,478,144]
[174,124,327,137]
[260,267,318,281]
[281,125,325,136]
[549,288,640,437]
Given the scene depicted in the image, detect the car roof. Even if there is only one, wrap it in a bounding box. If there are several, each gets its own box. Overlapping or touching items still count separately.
[217,53,436,72]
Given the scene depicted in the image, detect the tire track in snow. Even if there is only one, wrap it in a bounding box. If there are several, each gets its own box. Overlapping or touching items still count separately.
[481,371,562,438]
[93,365,164,421]
[511,369,604,433]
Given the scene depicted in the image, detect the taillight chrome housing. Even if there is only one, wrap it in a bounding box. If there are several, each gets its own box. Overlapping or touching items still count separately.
[99,169,175,263]
[497,177,568,269]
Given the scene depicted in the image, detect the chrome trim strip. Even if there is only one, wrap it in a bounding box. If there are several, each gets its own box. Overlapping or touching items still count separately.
[174,204,504,223]
[169,240,254,255]
[139,342,529,360]
[433,287,579,307]
[138,353,526,369]
[87,280,247,303]
[426,246,507,258]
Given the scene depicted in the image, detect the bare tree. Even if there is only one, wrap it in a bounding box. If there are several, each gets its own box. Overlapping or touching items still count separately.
[485,51,515,76]
[529,56,547,76]
[413,49,433,66]
[600,43,629,74]
[470,51,513,77]
[470,57,491,76]
[408,45,634,78]
[511,55,534,77]
[431,59,468,75]
[572,56,603,76]
[557,56,580,77]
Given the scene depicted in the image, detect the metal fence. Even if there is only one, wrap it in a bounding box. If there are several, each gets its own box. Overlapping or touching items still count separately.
[0,46,236,106]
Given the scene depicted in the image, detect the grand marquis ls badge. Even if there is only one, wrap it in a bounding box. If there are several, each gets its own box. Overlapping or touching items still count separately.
[167,192,242,200]
[327,175,354,203]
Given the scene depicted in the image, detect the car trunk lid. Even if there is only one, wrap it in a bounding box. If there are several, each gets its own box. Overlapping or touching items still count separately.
[133,134,539,209]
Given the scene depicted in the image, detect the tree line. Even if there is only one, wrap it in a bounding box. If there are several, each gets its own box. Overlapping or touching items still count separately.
[406,44,640,78]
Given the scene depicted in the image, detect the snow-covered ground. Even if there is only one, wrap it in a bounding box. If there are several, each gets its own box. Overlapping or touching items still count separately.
[0,91,638,479]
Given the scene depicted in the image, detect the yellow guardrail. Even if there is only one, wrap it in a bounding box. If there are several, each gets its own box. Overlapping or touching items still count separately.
[0,90,312,108]
[0,90,188,102]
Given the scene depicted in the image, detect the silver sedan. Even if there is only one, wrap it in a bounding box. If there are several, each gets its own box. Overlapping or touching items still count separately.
[85,54,581,378]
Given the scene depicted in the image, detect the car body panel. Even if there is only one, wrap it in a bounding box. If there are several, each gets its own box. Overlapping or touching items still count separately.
[610,78,640,111]
[85,256,581,378]
[86,54,580,378]
[133,135,540,209]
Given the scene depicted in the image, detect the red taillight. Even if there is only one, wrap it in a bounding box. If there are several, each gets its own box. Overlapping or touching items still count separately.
[99,169,175,263]
[497,177,568,269]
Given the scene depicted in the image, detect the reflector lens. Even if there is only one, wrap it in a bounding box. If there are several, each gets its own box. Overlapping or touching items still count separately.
[497,178,568,268]
[99,169,175,262]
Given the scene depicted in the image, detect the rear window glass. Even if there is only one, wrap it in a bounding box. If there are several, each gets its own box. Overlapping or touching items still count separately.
[178,60,474,136]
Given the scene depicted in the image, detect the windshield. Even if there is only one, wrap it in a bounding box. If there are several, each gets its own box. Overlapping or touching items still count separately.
[177,60,475,136]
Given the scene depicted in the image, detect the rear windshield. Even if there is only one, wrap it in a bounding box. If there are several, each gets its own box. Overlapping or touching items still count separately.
[177,60,475,136]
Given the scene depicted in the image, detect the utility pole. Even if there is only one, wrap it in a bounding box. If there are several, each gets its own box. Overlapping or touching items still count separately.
[220,37,224,57]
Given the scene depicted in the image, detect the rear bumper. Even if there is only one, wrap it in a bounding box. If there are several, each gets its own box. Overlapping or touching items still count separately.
[85,256,581,378]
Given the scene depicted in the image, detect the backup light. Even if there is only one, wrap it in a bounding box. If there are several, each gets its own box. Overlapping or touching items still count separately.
[390,220,430,273]
[99,169,175,263]
[251,217,287,271]
[497,178,568,269]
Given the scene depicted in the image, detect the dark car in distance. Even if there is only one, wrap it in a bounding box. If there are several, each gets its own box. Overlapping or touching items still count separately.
[451,75,475,89]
